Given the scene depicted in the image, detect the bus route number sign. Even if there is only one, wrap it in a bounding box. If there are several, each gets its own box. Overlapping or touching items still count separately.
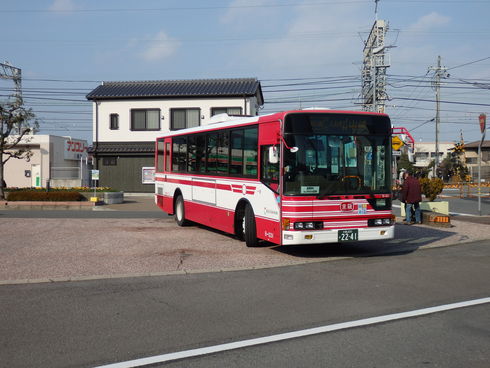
[338,229,358,242]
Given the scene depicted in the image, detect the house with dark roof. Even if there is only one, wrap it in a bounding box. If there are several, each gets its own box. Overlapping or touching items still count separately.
[86,78,264,192]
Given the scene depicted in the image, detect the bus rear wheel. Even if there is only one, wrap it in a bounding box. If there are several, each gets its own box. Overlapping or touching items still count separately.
[244,204,258,247]
[174,195,189,226]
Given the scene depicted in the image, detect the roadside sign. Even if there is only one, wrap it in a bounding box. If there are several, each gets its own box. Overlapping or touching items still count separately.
[392,136,404,151]
[479,113,486,134]
[91,169,99,181]
[392,150,401,156]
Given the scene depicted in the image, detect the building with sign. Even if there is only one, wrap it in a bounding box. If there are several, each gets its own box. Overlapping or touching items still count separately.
[86,78,264,193]
[3,134,89,188]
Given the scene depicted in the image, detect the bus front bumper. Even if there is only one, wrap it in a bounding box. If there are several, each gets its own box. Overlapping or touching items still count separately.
[281,226,395,246]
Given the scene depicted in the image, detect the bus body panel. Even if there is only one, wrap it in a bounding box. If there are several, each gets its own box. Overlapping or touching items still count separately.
[155,173,282,244]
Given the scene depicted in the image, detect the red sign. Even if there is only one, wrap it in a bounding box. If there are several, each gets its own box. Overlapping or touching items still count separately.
[340,202,354,212]
[479,113,486,134]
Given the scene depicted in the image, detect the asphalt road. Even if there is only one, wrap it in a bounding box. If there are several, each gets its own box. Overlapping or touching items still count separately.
[1,240,489,368]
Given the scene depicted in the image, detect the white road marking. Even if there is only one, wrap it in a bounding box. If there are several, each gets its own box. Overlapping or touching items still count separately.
[95,297,490,368]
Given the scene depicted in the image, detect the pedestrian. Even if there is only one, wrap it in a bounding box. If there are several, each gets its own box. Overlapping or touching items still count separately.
[401,171,422,224]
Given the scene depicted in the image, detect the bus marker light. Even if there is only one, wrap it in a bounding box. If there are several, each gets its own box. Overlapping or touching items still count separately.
[282,218,291,230]
[380,230,386,235]
[284,234,293,240]
[304,235,313,240]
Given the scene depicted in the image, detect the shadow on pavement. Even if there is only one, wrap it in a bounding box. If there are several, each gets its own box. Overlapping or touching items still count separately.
[272,223,458,259]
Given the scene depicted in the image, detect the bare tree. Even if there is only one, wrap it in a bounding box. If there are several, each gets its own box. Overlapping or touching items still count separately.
[0,100,38,200]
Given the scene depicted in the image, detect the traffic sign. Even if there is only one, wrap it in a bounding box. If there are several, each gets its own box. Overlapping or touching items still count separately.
[91,169,99,181]
[392,136,404,151]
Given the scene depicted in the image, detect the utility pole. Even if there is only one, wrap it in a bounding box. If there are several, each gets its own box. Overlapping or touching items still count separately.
[429,56,448,177]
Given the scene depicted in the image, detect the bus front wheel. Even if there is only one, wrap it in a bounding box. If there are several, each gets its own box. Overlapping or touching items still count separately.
[244,204,258,247]
[174,195,189,226]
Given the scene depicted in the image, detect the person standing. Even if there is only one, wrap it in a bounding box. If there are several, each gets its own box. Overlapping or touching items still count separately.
[401,171,422,224]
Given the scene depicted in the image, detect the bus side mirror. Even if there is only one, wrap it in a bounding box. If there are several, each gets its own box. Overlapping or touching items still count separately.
[268,146,279,164]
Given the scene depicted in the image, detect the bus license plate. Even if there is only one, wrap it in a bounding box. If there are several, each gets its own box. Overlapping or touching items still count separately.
[338,229,358,242]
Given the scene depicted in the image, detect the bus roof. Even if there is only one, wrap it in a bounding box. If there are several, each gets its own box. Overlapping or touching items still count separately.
[156,109,390,139]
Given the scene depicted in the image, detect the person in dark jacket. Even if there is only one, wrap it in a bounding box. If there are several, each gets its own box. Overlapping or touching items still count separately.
[401,171,422,224]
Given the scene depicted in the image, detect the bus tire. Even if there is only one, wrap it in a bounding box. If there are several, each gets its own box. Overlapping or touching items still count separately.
[244,204,258,247]
[174,195,189,226]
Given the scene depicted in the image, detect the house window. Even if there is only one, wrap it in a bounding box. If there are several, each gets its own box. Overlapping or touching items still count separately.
[103,157,117,166]
[110,114,119,130]
[131,109,160,131]
[211,107,242,116]
[171,108,200,130]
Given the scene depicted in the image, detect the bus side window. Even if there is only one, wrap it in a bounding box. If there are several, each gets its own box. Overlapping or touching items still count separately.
[156,139,164,172]
[206,133,218,173]
[230,129,243,175]
[217,131,229,174]
[172,136,187,172]
[244,127,258,177]
[261,145,279,192]
[165,142,170,172]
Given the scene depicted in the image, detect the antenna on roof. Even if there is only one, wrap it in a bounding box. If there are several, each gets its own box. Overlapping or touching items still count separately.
[374,0,380,21]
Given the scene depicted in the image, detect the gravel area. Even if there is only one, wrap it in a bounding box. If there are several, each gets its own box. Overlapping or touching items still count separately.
[1,216,488,284]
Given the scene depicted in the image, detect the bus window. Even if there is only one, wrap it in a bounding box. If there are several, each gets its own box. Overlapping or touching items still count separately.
[244,127,258,177]
[196,135,206,173]
[165,142,171,172]
[188,135,197,172]
[206,133,218,173]
[230,129,243,175]
[217,131,229,174]
[261,145,279,192]
[156,139,164,172]
[172,136,187,172]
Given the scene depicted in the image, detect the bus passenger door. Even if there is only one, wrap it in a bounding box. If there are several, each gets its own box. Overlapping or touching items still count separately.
[258,121,282,244]
[159,138,173,214]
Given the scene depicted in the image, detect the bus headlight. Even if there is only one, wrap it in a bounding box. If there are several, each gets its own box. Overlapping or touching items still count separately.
[294,221,323,230]
[368,218,393,227]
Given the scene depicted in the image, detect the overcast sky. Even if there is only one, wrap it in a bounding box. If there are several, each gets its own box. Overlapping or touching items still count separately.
[1,0,489,144]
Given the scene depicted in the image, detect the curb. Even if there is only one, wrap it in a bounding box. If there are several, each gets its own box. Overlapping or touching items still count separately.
[1,200,102,210]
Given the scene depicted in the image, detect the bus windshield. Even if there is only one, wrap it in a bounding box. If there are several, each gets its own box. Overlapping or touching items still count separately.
[283,113,391,196]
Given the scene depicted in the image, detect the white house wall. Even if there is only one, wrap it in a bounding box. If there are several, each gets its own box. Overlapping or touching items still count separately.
[93,97,258,142]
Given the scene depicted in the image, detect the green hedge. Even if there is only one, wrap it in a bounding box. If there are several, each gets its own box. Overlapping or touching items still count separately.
[5,186,117,193]
[7,190,84,202]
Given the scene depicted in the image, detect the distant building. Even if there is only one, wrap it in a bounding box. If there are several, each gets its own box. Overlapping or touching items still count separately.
[3,135,89,188]
[86,78,264,192]
[413,141,454,169]
[463,140,490,181]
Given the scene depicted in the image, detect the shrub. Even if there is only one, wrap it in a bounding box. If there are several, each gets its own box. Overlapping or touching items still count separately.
[419,178,444,201]
[7,190,84,202]
[5,186,117,193]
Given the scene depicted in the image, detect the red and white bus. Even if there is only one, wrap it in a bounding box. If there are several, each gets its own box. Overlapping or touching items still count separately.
[155,109,395,247]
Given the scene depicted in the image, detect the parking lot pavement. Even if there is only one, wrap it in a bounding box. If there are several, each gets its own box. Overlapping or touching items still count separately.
[1,199,489,284]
